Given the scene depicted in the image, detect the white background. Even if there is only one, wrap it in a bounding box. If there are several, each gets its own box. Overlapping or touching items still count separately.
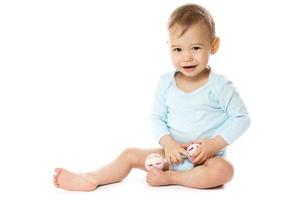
[1,0,300,199]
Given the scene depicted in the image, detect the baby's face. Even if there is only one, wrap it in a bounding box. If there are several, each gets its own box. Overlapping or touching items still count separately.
[168,22,216,78]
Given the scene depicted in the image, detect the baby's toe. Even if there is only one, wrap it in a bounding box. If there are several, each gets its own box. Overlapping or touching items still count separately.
[53,179,59,187]
[55,168,62,174]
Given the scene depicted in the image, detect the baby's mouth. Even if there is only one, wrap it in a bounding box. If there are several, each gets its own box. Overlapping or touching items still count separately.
[182,65,197,69]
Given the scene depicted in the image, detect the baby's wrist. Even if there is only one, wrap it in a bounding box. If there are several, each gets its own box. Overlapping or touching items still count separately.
[159,134,177,148]
[212,135,228,151]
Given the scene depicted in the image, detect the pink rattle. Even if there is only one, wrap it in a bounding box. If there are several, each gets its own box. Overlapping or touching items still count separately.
[186,143,200,161]
[145,153,165,171]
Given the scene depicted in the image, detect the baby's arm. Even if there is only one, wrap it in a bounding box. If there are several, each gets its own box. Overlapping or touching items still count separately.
[213,75,251,145]
[185,75,250,164]
[151,75,170,141]
[151,73,188,166]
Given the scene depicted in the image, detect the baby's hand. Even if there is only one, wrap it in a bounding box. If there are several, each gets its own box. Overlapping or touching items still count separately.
[183,136,227,165]
[181,142,193,149]
[164,142,188,167]
[189,139,218,165]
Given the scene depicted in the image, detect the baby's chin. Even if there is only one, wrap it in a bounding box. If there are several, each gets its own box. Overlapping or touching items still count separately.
[177,68,200,76]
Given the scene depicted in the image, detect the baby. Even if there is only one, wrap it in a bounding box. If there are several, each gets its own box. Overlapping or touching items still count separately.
[53,3,250,190]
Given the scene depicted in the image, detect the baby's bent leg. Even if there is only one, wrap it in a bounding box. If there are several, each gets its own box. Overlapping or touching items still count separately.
[170,156,234,188]
[53,147,165,191]
[146,156,234,188]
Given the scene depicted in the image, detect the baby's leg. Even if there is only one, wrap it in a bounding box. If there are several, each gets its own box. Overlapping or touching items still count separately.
[147,156,234,189]
[53,148,165,191]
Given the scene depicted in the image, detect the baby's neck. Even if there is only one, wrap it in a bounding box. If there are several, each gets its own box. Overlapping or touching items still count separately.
[175,68,211,93]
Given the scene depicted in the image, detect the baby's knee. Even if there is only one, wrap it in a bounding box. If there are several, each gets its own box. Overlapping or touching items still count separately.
[211,161,234,183]
[119,148,140,165]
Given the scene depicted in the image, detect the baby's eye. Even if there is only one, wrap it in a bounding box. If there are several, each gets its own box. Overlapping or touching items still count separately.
[173,48,182,52]
[192,47,201,51]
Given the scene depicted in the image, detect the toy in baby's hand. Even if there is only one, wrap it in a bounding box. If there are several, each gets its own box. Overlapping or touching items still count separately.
[186,143,200,161]
[144,144,200,171]
[170,143,200,171]
[145,153,165,171]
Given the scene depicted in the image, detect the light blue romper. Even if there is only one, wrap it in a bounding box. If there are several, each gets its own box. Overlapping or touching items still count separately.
[151,70,250,171]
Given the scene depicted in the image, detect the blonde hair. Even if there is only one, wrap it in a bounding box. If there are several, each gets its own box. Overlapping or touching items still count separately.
[168,4,215,40]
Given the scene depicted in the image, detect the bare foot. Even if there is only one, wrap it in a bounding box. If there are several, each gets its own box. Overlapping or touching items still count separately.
[146,167,173,186]
[53,168,98,191]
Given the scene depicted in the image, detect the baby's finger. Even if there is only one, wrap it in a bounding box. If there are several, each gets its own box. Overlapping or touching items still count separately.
[179,148,189,157]
[166,156,171,167]
[192,151,204,164]
[181,143,190,149]
[166,156,172,170]
[168,160,171,170]
[191,154,200,164]
[175,153,183,163]
[171,155,178,164]
[197,152,207,164]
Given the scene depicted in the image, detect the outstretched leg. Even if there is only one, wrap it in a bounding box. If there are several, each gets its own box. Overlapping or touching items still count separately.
[53,148,165,191]
[146,156,234,189]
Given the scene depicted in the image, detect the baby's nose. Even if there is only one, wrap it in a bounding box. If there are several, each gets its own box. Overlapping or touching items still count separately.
[182,50,193,62]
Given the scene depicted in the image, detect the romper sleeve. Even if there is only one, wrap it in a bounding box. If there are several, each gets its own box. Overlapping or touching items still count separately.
[214,75,251,144]
[150,74,171,143]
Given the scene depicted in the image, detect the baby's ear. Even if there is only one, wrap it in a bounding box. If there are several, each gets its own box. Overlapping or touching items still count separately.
[211,37,220,54]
